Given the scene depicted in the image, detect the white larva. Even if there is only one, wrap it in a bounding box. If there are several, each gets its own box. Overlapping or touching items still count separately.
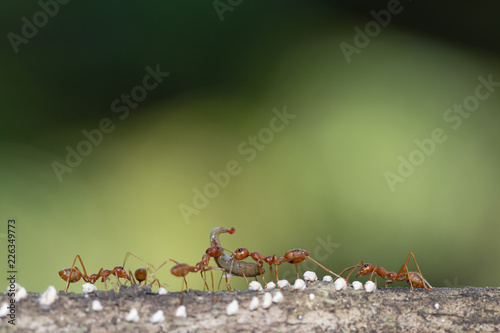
[272,291,284,303]
[226,300,239,316]
[82,283,97,294]
[248,281,263,291]
[39,286,58,306]
[265,282,276,290]
[150,310,165,323]
[303,271,318,282]
[175,305,187,318]
[125,308,140,322]
[92,300,103,311]
[364,281,376,293]
[293,279,306,290]
[322,275,333,283]
[352,281,363,291]
[262,292,273,309]
[249,297,259,311]
[277,280,290,289]
[334,278,347,291]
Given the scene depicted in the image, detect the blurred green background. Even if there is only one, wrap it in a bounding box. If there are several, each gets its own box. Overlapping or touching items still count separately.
[1,1,499,293]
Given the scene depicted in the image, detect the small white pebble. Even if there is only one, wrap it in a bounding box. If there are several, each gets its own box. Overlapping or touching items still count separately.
[82,283,97,294]
[39,286,58,306]
[334,278,347,291]
[303,271,318,282]
[298,315,303,320]
[6,283,21,294]
[441,319,445,323]
[175,305,187,318]
[125,308,140,322]
[265,282,276,290]
[0,303,8,317]
[293,279,306,290]
[226,300,239,316]
[322,275,333,283]
[272,291,284,303]
[309,293,315,301]
[262,292,273,309]
[248,281,263,291]
[158,287,168,295]
[92,300,103,311]
[352,281,363,291]
[249,296,259,311]
[277,280,290,289]
[364,281,376,293]
[15,287,28,302]
[434,303,440,310]
[150,310,165,323]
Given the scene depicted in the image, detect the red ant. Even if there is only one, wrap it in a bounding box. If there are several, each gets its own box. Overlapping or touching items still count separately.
[209,227,264,282]
[122,252,163,289]
[58,255,133,296]
[150,247,230,305]
[340,252,433,295]
[229,248,342,285]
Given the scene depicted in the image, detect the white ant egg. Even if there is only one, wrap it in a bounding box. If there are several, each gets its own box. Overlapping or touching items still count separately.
[293,279,306,290]
[303,271,318,282]
[364,281,376,292]
[352,281,363,290]
[334,278,347,291]
[226,300,239,315]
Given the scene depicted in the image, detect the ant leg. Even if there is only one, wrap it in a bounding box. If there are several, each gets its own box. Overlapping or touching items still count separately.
[123,252,162,287]
[128,270,138,286]
[305,257,342,279]
[369,270,378,288]
[64,255,90,292]
[337,260,363,283]
[179,276,187,306]
[408,252,433,290]
[150,259,178,277]
[257,262,267,286]
[403,262,415,295]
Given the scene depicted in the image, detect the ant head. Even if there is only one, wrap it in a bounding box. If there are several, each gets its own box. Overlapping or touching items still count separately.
[234,248,249,260]
[356,263,374,276]
[206,246,221,257]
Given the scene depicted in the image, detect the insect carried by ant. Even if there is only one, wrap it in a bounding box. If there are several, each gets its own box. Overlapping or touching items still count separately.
[209,227,263,283]
[339,252,433,294]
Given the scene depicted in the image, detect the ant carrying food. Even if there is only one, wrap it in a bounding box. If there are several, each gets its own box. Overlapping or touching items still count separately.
[340,252,433,294]
[209,227,263,282]
[229,248,343,285]
[58,255,133,296]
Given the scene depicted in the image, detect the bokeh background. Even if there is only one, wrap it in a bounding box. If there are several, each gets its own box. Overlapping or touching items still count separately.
[1,1,499,293]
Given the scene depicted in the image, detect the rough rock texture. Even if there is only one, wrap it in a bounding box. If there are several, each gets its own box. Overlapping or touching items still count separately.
[1,283,499,332]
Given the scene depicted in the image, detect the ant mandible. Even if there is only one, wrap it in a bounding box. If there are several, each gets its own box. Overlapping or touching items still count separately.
[340,252,433,294]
